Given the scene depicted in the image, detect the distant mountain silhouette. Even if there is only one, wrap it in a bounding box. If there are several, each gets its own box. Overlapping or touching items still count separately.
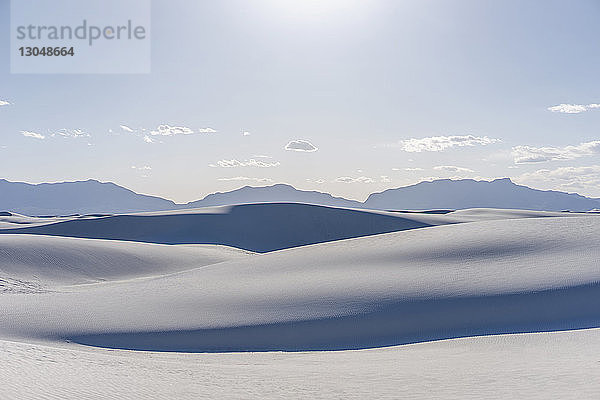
[364,178,600,212]
[1,177,599,216]
[0,179,176,216]
[184,184,362,209]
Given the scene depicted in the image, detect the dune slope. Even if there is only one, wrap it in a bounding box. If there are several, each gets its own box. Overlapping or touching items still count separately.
[2,329,600,399]
[0,203,464,252]
[0,215,598,351]
[0,235,250,291]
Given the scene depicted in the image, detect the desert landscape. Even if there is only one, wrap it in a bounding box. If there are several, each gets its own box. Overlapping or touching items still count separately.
[3,0,600,397]
[1,190,599,398]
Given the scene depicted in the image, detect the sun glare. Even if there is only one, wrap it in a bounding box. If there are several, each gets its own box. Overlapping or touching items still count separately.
[263,0,370,20]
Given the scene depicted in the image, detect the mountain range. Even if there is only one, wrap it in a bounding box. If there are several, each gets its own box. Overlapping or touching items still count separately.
[1,177,599,216]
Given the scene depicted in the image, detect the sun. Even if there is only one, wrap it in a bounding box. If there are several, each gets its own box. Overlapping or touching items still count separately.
[262,0,369,19]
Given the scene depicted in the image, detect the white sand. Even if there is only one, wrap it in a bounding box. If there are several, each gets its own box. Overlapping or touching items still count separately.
[1,214,599,350]
[0,234,251,289]
[0,203,470,252]
[0,206,598,398]
[1,329,599,399]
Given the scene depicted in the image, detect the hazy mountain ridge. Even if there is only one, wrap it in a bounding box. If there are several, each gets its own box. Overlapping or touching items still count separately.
[0,179,177,216]
[1,177,599,216]
[364,178,600,212]
[185,183,363,209]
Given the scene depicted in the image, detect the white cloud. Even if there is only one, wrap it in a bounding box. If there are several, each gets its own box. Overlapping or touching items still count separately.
[150,124,195,136]
[421,176,445,182]
[216,159,280,168]
[131,165,152,171]
[0,100,10,106]
[143,135,156,143]
[122,124,215,138]
[547,103,600,114]
[419,176,493,183]
[198,127,217,133]
[21,131,45,140]
[394,167,424,171]
[512,141,600,164]
[285,139,318,152]
[243,131,251,136]
[217,176,273,183]
[334,176,375,183]
[380,175,392,183]
[433,165,475,173]
[516,165,600,196]
[51,128,90,138]
[21,129,88,140]
[398,135,500,152]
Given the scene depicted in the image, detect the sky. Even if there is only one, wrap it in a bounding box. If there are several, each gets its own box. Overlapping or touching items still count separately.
[1,0,599,203]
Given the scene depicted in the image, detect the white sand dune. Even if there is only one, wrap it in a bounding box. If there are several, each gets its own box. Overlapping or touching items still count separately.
[0,235,250,291]
[0,213,598,352]
[1,206,599,398]
[0,203,591,252]
[0,212,74,230]
[446,207,580,220]
[2,328,600,399]
[0,203,465,252]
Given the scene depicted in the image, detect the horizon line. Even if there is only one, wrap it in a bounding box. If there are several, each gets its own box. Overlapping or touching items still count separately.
[2,176,598,205]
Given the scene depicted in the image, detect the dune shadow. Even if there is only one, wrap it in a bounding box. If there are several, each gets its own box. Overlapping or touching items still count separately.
[0,203,435,252]
[72,283,600,352]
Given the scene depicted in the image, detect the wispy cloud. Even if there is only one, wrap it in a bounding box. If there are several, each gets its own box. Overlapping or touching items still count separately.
[393,167,424,171]
[433,165,475,173]
[21,131,45,140]
[285,139,318,152]
[118,124,156,143]
[397,135,500,152]
[547,103,600,114]
[198,127,217,133]
[147,125,217,136]
[243,131,251,136]
[512,141,600,164]
[131,165,152,171]
[516,165,600,196]
[150,124,194,136]
[0,100,10,106]
[51,128,90,138]
[334,176,375,183]
[118,123,216,143]
[143,135,156,143]
[216,159,280,168]
[217,176,273,182]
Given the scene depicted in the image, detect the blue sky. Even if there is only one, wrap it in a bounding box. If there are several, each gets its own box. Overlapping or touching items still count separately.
[1,0,599,202]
